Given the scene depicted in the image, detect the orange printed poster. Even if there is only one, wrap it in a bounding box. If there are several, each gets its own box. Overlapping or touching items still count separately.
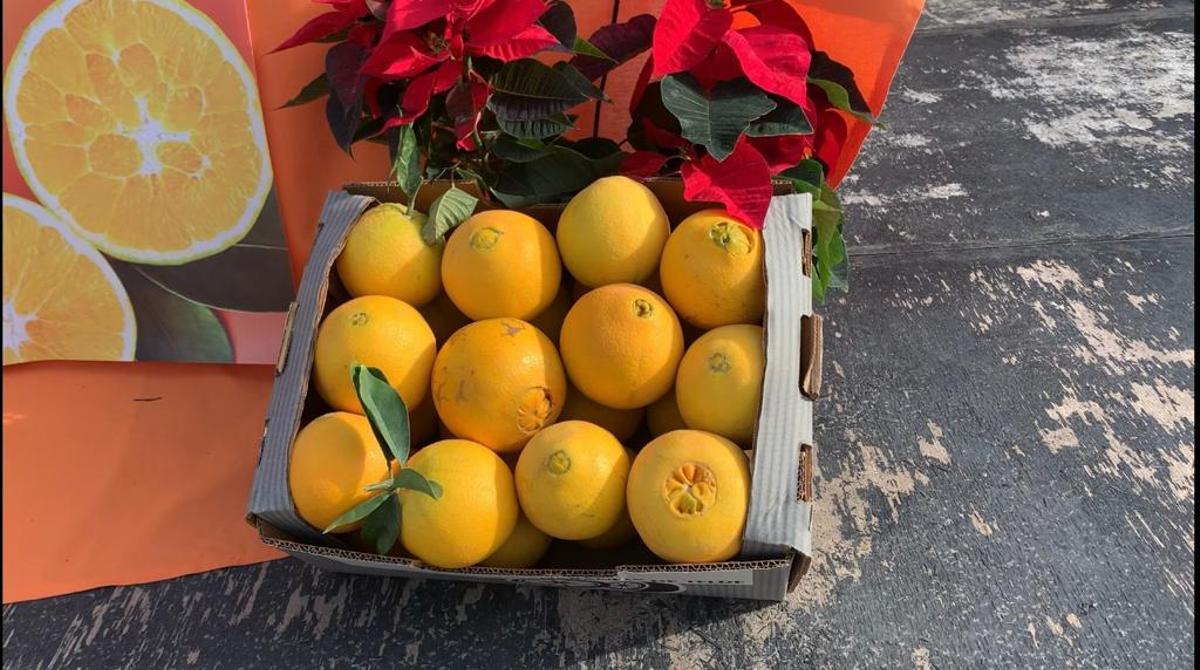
[3,0,293,365]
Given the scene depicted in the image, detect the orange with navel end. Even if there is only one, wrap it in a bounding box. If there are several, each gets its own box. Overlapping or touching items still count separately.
[559,284,684,410]
[660,209,766,329]
[441,209,561,320]
[516,421,632,540]
[431,319,567,452]
[288,412,391,533]
[627,430,750,564]
[313,296,436,414]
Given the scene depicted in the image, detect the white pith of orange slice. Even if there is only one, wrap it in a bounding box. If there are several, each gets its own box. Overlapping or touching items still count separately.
[3,0,273,266]
[3,193,136,364]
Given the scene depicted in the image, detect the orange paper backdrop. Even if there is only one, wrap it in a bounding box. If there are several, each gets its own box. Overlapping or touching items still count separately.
[2,0,921,603]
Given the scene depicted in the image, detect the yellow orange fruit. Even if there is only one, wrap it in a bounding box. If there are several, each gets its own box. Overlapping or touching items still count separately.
[560,284,683,410]
[580,507,638,550]
[479,513,553,569]
[581,447,640,550]
[515,421,631,540]
[529,279,573,344]
[660,209,765,328]
[627,430,750,563]
[3,194,135,364]
[646,389,687,437]
[559,386,644,443]
[400,439,519,568]
[288,412,391,533]
[431,319,566,452]
[336,204,441,306]
[313,295,436,414]
[556,176,669,287]
[408,393,439,448]
[418,291,471,345]
[4,0,272,264]
[441,209,561,320]
[676,325,765,445]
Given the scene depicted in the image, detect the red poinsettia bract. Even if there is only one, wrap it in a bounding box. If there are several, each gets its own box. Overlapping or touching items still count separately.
[636,0,856,229]
[361,0,558,126]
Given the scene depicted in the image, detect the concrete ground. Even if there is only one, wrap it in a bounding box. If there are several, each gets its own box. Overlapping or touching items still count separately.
[3,0,1194,667]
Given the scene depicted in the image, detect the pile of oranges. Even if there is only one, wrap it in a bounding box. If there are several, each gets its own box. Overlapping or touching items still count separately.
[289,176,769,569]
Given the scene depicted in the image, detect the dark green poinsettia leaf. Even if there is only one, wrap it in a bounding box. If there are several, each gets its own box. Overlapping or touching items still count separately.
[495,113,576,140]
[553,62,608,101]
[569,14,655,81]
[352,116,387,144]
[572,36,611,61]
[322,491,389,534]
[660,74,775,161]
[812,184,849,302]
[324,42,369,153]
[360,493,401,554]
[781,160,848,301]
[782,159,825,195]
[539,1,577,50]
[809,50,875,123]
[566,136,623,160]
[422,186,479,245]
[492,144,621,207]
[351,363,411,463]
[487,60,589,123]
[746,99,813,137]
[492,136,551,163]
[279,73,330,109]
[809,78,877,125]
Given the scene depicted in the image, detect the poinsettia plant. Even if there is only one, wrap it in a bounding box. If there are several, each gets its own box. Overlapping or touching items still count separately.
[275,0,645,235]
[621,0,876,300]
[276,0,874,300]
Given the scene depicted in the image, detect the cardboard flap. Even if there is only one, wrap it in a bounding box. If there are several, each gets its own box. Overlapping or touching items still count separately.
[245,191,376,539]
[801,314,823,399]
[742,194,815,559]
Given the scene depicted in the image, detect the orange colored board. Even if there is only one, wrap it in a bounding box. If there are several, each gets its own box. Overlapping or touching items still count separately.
[3,0,920,603]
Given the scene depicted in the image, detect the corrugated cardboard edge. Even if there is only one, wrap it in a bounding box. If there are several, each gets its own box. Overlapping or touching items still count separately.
[246,191,376,545]
[256,519,797,600]
[742,194,815,571]
[246,183,821,600]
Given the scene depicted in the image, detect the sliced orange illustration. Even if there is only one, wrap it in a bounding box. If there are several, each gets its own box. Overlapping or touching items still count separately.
[3,0,273,265]
[3,194,136,364]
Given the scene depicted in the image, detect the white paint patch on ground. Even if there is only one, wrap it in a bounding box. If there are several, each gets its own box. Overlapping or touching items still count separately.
[924,0,1156,25]
[969,27,1194,184]
[919,420,951,464]
[1128,380,1195,432]
[790,433,923,608]
[841,183,968,211]
[898,88,942,104]
[969,507,995,536]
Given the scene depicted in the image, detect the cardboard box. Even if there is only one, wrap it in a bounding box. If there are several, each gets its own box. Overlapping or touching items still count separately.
[247,180,821,601]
